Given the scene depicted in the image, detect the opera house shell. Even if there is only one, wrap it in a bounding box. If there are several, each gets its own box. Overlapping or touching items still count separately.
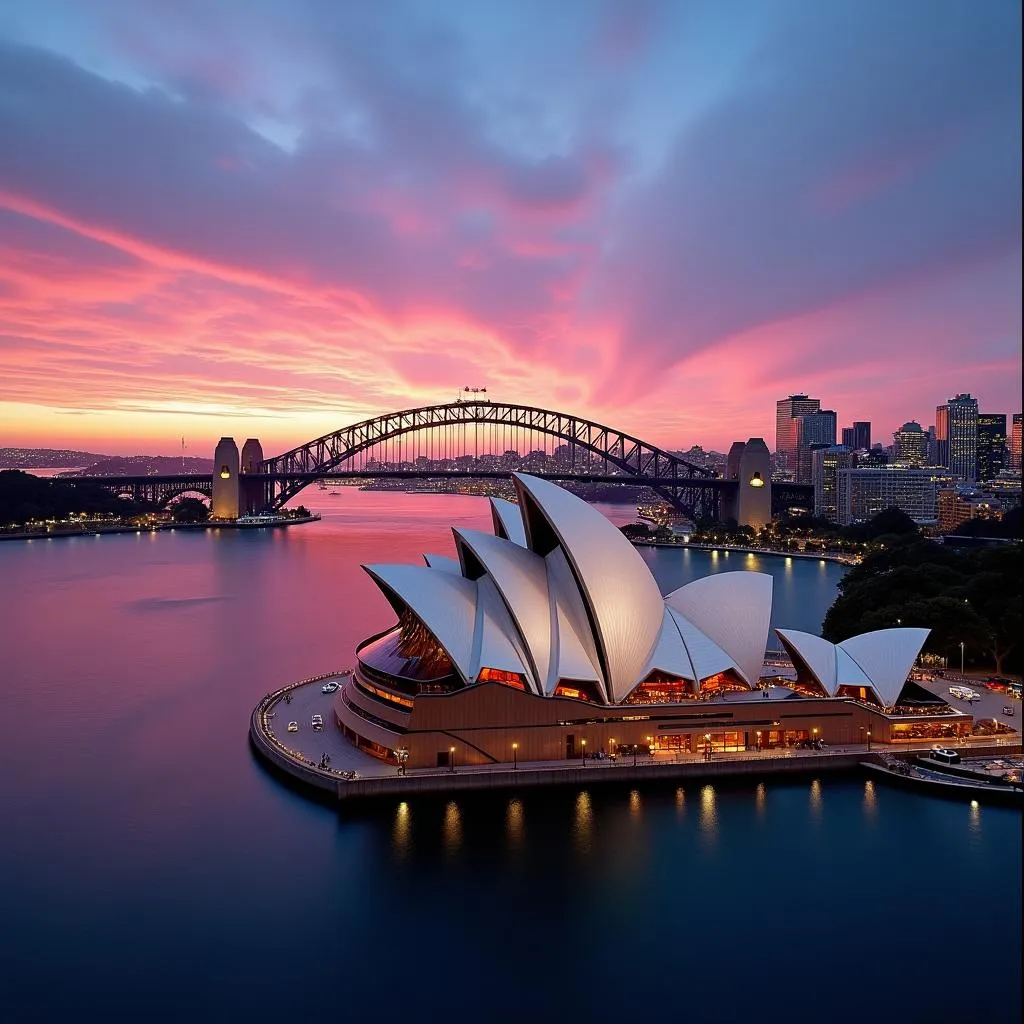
[334,474,964,767]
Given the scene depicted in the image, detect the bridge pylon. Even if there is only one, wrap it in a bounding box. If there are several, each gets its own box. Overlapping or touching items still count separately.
[212,438,240,518]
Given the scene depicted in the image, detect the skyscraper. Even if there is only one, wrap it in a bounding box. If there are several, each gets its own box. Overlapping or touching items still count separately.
[812,445,855,521]
[776,395,820,476]
[1010,414,1022,475]
[976,414,1006,481]
[841,427,855,449]
[796,409,837,483]
[934,404,949,468]
[892,421,928,467]
[936,394,978,481]
[851,421,871,452]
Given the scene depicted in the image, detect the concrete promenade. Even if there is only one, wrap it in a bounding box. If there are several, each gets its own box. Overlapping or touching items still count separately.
[250,675,1021,805]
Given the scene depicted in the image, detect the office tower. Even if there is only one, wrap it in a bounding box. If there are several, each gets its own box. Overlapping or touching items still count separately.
[975,414,1006,481]
[776,395,820,476]
[796,409,837,483]
[812,445,855,521]
[1010,414,1022,475]
[935,393,978,480]
[851,422,871,452]
[926,425,938,464]
[892,421,928,466]
[937,489,1004,533]
[934,405,949,467]
[841,427,855,448]
[836,466,952,526]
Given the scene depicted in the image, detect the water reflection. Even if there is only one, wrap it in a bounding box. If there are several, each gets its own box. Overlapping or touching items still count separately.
[629,789,642,822]
[506,798,524,850]
[862,781,877,820]
[573,791,593,855]
[675,787,685,818]
[809,779,823,823]
[968,800,981,836]
[755,782,766,817]
[699,784,717,841]
[392,801,411,858]
[442,801,462,855]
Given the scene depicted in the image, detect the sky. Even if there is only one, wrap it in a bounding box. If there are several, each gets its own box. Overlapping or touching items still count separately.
[0,0,1020,457]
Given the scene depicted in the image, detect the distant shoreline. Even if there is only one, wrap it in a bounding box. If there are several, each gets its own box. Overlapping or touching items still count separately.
[630,539,858,566]
[0,514,320,544]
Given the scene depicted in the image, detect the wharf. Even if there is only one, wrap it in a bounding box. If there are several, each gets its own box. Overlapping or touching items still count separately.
[250,676,1022,805]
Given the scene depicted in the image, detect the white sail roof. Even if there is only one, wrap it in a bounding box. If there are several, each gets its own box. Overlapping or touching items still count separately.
[634,609,698,684]
[451,528,551,691]
[514,474,662,702]
[473,575,533,688]
[835,646,874,692]
[775,628,838,694]
[490,498,527,546]
[545,546,606,699]
[665,572,772,687]
[362,563,478,684]
[668,608,736,684]
[837,628,929,707]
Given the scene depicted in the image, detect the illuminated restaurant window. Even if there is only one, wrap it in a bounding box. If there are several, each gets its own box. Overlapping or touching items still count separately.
[553,680,602,703]
[623,671,697,705]
[699,670,749,695]
[476,667,527,689]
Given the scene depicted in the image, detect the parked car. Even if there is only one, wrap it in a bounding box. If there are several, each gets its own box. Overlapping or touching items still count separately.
[321,681,339,694]
[1002,706,1015,717]
[287,721,299,733]
[311,714,324,731]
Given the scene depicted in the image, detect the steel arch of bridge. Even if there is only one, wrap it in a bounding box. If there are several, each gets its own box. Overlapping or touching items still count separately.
[261,400,720,518]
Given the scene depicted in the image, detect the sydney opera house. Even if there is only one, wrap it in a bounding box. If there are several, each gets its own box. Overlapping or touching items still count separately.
[333,475,969,768]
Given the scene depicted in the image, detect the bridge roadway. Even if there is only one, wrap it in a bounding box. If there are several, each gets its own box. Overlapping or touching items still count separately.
[54,468,813,518]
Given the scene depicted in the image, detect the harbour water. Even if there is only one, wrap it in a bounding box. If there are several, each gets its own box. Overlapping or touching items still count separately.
[0,489,1019,1022]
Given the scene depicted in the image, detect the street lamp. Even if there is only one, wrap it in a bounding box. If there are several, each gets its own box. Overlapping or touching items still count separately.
[756,730,762,752]
[960,641,965,676]
[866,729,871,752]
[812,727,819,750]
[646,735,654,759]
[610,738,616,760]
[632,743,638,768]
[449,745,456,773]
[581,738,587,765]
[704,733,712,761]
[512,742,518,770]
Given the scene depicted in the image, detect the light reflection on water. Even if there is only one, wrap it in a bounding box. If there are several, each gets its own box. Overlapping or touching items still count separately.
[862,781,877,820]
[675,787,686,818]
[506,798,524,850]
[629,789,642,822]
[442,801,462,855]
[573,791,593,855]
[810,779,823,822]
[699,784,717,840]
[968,800,982,843]
[756,782,766,817]
[393,800,411,858]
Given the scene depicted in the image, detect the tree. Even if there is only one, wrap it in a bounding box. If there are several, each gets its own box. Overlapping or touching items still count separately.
[620,523,651,540]
[171,497,209,523]
[964,546,1024,674]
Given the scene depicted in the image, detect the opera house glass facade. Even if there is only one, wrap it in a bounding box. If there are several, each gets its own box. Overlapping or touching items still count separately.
[334,475,969,768]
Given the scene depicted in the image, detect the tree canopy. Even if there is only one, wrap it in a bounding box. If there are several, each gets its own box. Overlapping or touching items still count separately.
[823,537,1022,674]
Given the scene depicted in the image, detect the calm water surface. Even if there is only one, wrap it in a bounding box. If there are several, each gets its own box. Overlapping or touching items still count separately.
[1,490,1020,1023]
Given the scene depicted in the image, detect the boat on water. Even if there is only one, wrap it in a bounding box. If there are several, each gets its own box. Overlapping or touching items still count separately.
[863,758,1024,808]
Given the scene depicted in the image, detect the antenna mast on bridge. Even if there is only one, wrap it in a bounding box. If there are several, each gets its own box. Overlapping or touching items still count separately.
[457,385,489,403]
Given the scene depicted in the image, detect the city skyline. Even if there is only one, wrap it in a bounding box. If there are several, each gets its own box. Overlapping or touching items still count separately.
[1,0,1020,455]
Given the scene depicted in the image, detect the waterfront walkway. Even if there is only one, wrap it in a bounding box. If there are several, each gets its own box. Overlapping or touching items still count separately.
[250,675,1021,804]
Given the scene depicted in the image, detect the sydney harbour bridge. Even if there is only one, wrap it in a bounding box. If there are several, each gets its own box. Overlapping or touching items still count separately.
[60,400,811,522]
